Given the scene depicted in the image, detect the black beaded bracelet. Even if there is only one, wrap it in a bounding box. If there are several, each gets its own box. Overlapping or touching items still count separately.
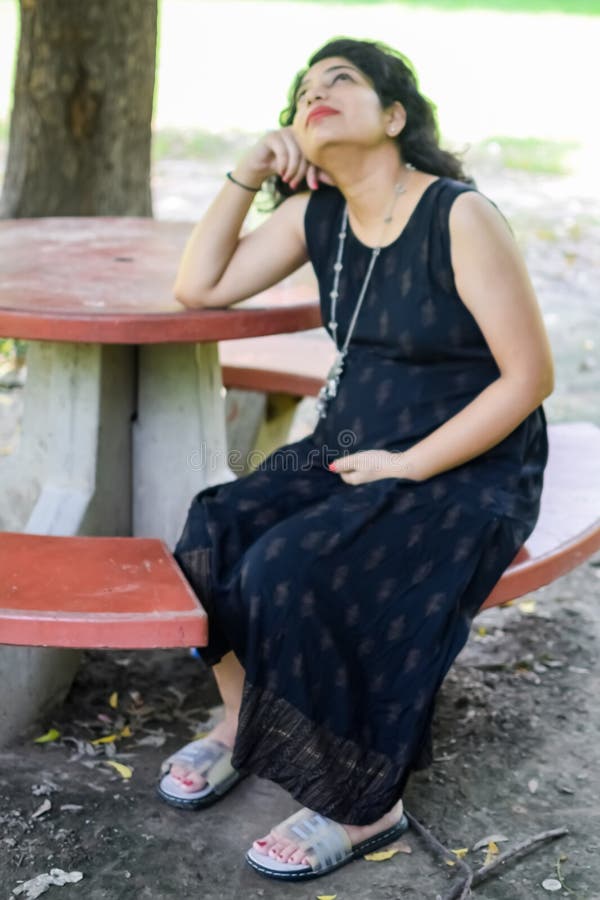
[226,171,262,193]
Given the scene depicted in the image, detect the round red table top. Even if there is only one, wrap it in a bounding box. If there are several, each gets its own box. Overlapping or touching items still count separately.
[0,217,321,343]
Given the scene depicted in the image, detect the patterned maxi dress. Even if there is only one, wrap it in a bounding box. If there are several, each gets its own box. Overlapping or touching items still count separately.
[174,177,549,826]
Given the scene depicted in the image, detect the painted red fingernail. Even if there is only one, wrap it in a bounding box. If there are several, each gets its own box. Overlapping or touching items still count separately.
[328,463,337,471]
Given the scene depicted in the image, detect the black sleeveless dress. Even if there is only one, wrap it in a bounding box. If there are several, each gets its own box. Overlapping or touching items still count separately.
[174,178,548,826]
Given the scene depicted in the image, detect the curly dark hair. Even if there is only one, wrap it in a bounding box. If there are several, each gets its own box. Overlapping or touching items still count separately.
[265,36,471,205]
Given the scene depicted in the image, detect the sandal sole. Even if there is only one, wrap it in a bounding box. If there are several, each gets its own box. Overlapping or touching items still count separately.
[245,813,410,881]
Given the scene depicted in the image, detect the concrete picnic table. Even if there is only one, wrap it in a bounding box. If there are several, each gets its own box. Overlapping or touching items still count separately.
[0,217,321,547]
[0,216,319,740]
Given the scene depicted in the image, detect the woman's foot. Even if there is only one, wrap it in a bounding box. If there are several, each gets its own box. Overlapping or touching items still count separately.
[168,717,238,793]
[252,797,405,866]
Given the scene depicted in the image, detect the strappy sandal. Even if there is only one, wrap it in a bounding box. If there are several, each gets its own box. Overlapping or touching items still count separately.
[157,737,245,810]
[245,807,410,881]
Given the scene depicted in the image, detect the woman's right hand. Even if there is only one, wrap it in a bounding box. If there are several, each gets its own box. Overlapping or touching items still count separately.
[174,128,320,309]
[235,127,332,192]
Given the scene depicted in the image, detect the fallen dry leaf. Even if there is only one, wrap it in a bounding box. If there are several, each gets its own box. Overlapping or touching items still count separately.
[450,848,469,859]
[528,778,539,794]
[134,734,166,748]
[472,834,509,851]
[92,725,132,747]
[104,761,133,780]
[316,895,337,900]
[363,848,401,861]
[542,878,562,892]
[31,799,51,819]
[109,692,119,709]
[31,782,58,797]
[12,868,83,898]
[483,841,500,866]
[519,598,537,614]
[92,734,119,746]
[33,729,60,744]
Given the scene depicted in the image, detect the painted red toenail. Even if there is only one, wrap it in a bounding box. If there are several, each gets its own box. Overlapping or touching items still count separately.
[256,840,267,846]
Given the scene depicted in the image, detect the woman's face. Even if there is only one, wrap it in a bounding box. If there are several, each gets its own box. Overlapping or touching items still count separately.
[291,56,396,163]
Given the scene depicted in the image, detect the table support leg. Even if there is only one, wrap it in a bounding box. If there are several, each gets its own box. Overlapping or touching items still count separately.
[133,341,236,548]
[224,388,267,476]
[0,341,135,535]
[25,343,101,535]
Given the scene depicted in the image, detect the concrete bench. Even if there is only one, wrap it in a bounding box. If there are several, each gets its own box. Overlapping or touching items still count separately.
[0,533,207,649]
[1,332,599,650]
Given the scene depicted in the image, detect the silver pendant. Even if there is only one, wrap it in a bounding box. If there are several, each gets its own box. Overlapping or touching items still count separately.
[316,351,346,419]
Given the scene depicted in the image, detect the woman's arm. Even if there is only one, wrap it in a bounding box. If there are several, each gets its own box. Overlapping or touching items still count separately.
[396,191,555,482]
[173,189,309,308]
[173,129,320,308]
[331,191,554,485]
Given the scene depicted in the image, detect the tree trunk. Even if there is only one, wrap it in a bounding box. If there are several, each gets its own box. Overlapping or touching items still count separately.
[0,0,157,217]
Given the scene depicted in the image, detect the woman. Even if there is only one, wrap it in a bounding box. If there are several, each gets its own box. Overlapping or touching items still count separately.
[157,37,554,882]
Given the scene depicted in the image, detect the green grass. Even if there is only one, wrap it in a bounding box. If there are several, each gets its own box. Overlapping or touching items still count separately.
[150,128,579,177]
[0,338,26,371]
[471,137,580,175]
[237,0,600,12]
[1,123,581,179]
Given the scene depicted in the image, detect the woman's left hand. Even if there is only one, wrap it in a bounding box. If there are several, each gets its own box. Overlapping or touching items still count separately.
[328,450,415,484]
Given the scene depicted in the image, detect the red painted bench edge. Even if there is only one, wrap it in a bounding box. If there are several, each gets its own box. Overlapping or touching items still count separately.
[482,519,600,609]
[222,365,323,398]
[0,609,208,650]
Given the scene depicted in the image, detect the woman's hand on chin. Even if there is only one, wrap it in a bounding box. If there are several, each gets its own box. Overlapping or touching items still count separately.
[328,449,416,484]
[238,127,335,192]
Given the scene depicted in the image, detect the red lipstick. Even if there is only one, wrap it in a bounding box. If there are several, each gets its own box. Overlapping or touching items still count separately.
[306,105,339,126]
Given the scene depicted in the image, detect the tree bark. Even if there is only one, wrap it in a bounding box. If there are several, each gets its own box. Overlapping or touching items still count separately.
[0,0,157,217]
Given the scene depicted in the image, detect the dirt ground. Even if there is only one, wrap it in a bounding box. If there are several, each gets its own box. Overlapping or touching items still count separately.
[1,569,599,900]
[1,157,599,899]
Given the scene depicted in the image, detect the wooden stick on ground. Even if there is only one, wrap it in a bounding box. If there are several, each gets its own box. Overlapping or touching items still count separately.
[404,810,568,900]
[471,827,570,886]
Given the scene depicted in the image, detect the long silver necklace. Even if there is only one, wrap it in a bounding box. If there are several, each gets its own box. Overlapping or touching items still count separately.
[316,167,414,420]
